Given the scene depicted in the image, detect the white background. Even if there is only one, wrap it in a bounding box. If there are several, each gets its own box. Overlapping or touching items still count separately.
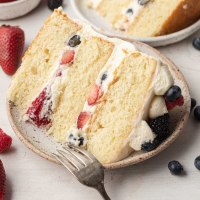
[1,0,200,199]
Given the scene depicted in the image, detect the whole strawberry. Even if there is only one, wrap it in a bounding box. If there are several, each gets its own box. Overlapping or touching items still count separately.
[0,129,12,153]
[0,25,25,75]
[0,0,16,3]
[0,160,6,200]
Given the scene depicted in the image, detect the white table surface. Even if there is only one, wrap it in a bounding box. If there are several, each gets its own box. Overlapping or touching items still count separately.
[1,1,200,199]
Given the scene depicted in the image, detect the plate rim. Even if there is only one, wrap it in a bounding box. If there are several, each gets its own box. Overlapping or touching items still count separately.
[71,0,200,47]
[7,40,191,169]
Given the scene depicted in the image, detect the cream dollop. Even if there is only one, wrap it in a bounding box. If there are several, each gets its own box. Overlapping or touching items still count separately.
[149,96,168,119]
[154,65,174,95]
[129,120,156,151]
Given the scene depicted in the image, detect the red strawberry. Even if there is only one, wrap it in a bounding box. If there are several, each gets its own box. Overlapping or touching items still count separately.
[0,129,12,153]
[77,112,91,129]
[0,0,16,2]
[0,160,6,200]
[87,84,103,106]
[60,50,75,65]
[166,95,184,110]
[0,25,25,75]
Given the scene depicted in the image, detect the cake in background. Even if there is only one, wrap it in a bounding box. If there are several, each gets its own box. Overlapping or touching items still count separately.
[87,0,200,37]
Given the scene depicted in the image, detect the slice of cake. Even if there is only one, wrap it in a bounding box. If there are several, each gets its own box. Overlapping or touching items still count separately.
[87,0,200,37]
[8,9,184,164]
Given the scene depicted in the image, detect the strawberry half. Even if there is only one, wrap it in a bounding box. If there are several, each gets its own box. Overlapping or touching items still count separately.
[60,50,75,65]
[166,95,184,111]
[77,112,91,129]
[0,160,6,200]
[0,129,12,153]
[0,25,25,75]
[87,84,103,106]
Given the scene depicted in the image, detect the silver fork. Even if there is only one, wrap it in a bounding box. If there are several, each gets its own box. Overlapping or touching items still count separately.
[52,145,111,200]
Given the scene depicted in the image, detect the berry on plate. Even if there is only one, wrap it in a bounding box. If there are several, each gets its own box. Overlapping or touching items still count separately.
[168,160,184,175]
[165,85,182,102]
[194,106,200,121]
[191,98,197,111]
[0,160,6,200]
[194,156,200,170]
[0,129,12,153]
[148,113,170,139]
[48,0,63,11]
[77,112,91,129]
[0,25,25,75]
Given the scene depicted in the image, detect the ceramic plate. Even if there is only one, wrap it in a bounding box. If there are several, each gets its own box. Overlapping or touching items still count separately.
[71,0,200,47]
[0,0,41,20]
[7,41,190,169]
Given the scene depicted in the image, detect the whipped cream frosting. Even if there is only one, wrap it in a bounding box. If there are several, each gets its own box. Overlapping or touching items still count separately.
[87,0,102,9]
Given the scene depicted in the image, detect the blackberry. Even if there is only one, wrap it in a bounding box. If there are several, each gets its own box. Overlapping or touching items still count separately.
[141,138,160,152]
[191,98,196,111]
[194,106,200,121]
[165,85,182,102]
[68,35,81,47]
[148,113,170,139]
[47,0,63,11]
[193,37,200,51]
[194,156,200,170]
[168,161,183,175]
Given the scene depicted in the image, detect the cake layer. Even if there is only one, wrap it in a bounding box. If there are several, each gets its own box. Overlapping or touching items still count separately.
[84,52,158,164]
[90,0,200,37]
[7,9,81,112]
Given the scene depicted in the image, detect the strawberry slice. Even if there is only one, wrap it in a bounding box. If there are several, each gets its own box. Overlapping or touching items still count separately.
[87,84,103,106]
[0,160,6,200]
[0,129,12,153]
[77,112,91,129]
[60,50,75,65]
[166,95,184,110]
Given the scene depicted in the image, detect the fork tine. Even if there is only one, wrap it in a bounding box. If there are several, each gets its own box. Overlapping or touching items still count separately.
[57,149,84,171]
[63,146,91,167]
[52,153,79,178]
[67,144,99,162]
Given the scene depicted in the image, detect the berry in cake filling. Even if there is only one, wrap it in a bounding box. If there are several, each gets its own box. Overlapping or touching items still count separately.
[138,0,151,6]
[87,84,103,106]
[77,112,91,129]
[68,35,81,47]
[101,73,107,82]
[26,88,52,127]
[126,8,134,15]
[60,50,75,65]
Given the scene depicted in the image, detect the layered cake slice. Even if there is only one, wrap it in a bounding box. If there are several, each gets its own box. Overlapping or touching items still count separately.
[8,9,184,164]
[87,0,200,37]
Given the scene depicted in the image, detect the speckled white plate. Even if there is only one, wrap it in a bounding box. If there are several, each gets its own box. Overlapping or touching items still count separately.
[71,0,200,47]
[0,0,41,20]
[7,40,190,169]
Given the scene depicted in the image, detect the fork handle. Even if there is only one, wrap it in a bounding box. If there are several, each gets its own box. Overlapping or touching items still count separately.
[96,182,111,200]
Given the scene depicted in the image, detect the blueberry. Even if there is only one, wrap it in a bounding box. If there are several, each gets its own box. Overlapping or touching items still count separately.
[194,156,200,170]
[194,106,200,121]
[191,98,197,111]
[168,161,183,175]
[141,138,160,152]
[68,35,81,47]
[193,37,200,50]
[78,137,84,147]
[165,85,182,102]
[101,73,107,81]
[47,0,63,11]
[138,0,150,5]
[126,8,133,15]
